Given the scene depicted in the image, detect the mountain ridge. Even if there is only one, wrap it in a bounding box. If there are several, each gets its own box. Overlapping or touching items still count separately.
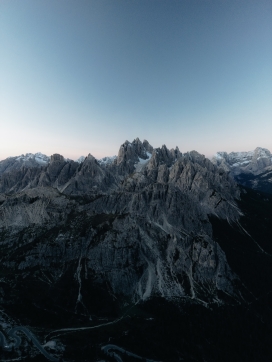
[211,146,272,175]
[0,138,241,304]
[0,139,271,361]
[211,147,272,194]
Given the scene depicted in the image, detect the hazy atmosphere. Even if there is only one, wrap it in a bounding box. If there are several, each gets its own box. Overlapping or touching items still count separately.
[1,0,271,160]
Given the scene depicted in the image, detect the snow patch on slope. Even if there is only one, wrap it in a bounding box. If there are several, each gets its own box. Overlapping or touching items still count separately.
[134,152,152,172]
[98,156,117,165]
[75,156,86,164]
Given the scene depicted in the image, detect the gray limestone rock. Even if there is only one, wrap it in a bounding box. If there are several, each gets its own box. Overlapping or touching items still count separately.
[0,139,243,305]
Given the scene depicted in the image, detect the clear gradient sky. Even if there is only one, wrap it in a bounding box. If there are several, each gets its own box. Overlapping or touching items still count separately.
[1,0,272,160]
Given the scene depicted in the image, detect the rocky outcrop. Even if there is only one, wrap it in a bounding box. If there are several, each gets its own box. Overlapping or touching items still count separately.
[61,153,118,194]
[50,154,64,163]
[0,187,70,228]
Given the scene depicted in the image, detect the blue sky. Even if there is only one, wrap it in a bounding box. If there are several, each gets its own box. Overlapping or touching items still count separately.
[1,0,271,159]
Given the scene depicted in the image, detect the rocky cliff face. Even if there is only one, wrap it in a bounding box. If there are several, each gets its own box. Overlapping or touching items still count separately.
[0,139,242,308]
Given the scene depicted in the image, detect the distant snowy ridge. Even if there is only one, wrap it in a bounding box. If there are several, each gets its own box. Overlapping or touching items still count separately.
[15,152,50,165]
[75,155,118,164]
[97,155,117,165]
[0,152,51,175]
[1,151,119,169]
[0,151,121,176]
[75,156,86,164]
[212,147,272,175]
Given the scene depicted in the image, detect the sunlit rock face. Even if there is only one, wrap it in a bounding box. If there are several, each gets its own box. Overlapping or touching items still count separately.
[0,139,242,305]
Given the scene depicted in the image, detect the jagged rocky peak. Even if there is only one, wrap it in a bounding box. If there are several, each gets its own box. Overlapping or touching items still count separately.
[81,153,99,168]
[147,144,181,169]
[87,153,96,161]
[116,139,181,174]
[186,150,205,162]
[117,138,153,165]
[183,150,215,171]
[161,144,171,158]
[78,153,104,176]
[63,152,117,194]
[50,153,65,163]
[170,146,182,160]
[143,139,153,153]
[131,137,148,159]
[148,145,171,168]
[251,147,272,168]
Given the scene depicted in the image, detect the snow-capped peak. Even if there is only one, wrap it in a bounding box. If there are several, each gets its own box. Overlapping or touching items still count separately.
[75,156,86,164]
[15,152,50,165]
[97,155,117,165]
[212,147,272,175]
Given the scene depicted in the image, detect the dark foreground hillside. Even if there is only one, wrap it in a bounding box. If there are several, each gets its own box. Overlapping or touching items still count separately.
[0,187,271,361]
[235,170,272,195]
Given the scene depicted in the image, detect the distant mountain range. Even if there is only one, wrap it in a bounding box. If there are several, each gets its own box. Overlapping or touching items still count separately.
[211,147,272,194]
[1,144,271,194]
[0,139,271,361]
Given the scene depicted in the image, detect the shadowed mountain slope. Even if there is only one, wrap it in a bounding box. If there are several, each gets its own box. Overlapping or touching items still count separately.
[0,139,271,361]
